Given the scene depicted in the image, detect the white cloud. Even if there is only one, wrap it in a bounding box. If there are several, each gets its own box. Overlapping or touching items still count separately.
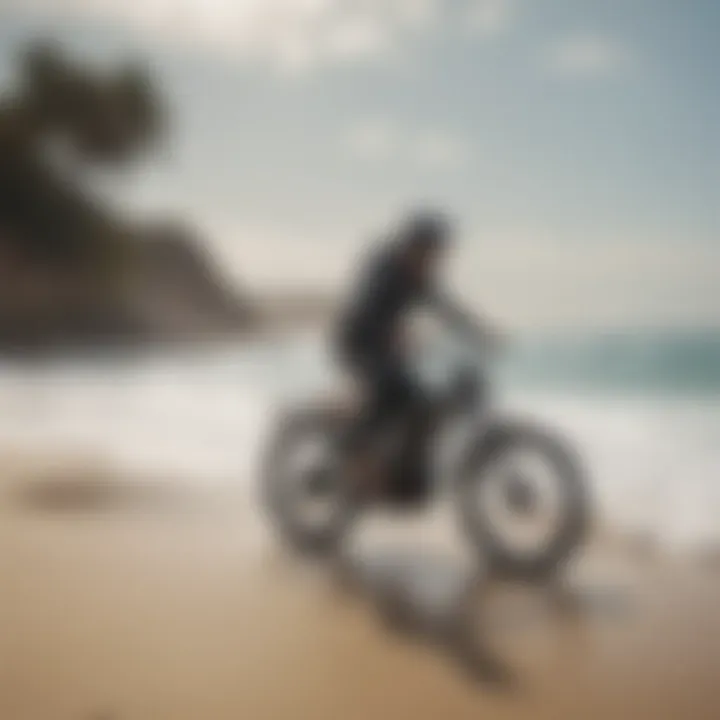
[343,117,397,160]
[412,131,468,169]
[342,118,469,170]
[323,13,390,60]
[466,0,515,37]
[11,0,521,72]
[14,0,446,73]
[545,36,632,77]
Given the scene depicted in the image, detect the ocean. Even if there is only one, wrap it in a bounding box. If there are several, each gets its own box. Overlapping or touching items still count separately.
[1,329,719,552]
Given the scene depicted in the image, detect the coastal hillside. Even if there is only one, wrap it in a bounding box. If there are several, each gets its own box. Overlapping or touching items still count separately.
[0,41,331,353]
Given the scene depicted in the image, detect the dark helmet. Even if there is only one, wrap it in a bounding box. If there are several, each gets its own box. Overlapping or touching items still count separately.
[399,209,453,252]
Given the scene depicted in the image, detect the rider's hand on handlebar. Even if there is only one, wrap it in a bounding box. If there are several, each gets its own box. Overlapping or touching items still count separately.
[476,325,510,355]
[493,326,512,349]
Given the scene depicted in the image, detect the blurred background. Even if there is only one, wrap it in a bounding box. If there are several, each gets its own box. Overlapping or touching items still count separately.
[0,2,719,719]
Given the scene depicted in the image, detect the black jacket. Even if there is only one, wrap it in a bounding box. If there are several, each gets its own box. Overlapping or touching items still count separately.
[336,240,474,361]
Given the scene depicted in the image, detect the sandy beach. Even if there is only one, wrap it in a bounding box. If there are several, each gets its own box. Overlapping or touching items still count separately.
[1,452,719,720]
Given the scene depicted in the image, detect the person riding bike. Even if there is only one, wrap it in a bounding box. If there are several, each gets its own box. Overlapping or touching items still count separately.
[334,210,499,499]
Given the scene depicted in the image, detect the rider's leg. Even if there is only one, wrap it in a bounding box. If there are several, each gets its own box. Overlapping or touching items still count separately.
[338,354,421,497]
[392,377,435,501]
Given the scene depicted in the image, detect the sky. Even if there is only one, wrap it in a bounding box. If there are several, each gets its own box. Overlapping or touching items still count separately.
[0,0,718,329]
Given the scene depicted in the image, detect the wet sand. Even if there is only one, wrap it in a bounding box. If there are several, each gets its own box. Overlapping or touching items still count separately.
[1,455,719,720]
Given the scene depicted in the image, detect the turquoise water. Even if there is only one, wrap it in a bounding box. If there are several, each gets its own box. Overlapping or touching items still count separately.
[118,328,720,399]
[249,328,720,398]
[496,329,720,396]
[8,328,719,398]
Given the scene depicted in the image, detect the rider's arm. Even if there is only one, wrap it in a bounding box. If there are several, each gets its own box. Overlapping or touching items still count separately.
[428,287,504,349]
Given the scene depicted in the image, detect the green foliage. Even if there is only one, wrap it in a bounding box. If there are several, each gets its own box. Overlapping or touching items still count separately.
[19,40,165,164]
[0,40,166,273]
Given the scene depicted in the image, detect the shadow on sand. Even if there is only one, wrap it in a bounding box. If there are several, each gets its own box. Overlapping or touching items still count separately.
[10,470,636,693]
[322,542,636,692]
[10,471,222,516]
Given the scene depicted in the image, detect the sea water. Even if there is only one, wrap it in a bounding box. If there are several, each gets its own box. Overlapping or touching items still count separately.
[0,329,718,551]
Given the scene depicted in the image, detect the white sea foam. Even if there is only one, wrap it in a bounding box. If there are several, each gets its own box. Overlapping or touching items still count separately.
[0,339,718,551]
